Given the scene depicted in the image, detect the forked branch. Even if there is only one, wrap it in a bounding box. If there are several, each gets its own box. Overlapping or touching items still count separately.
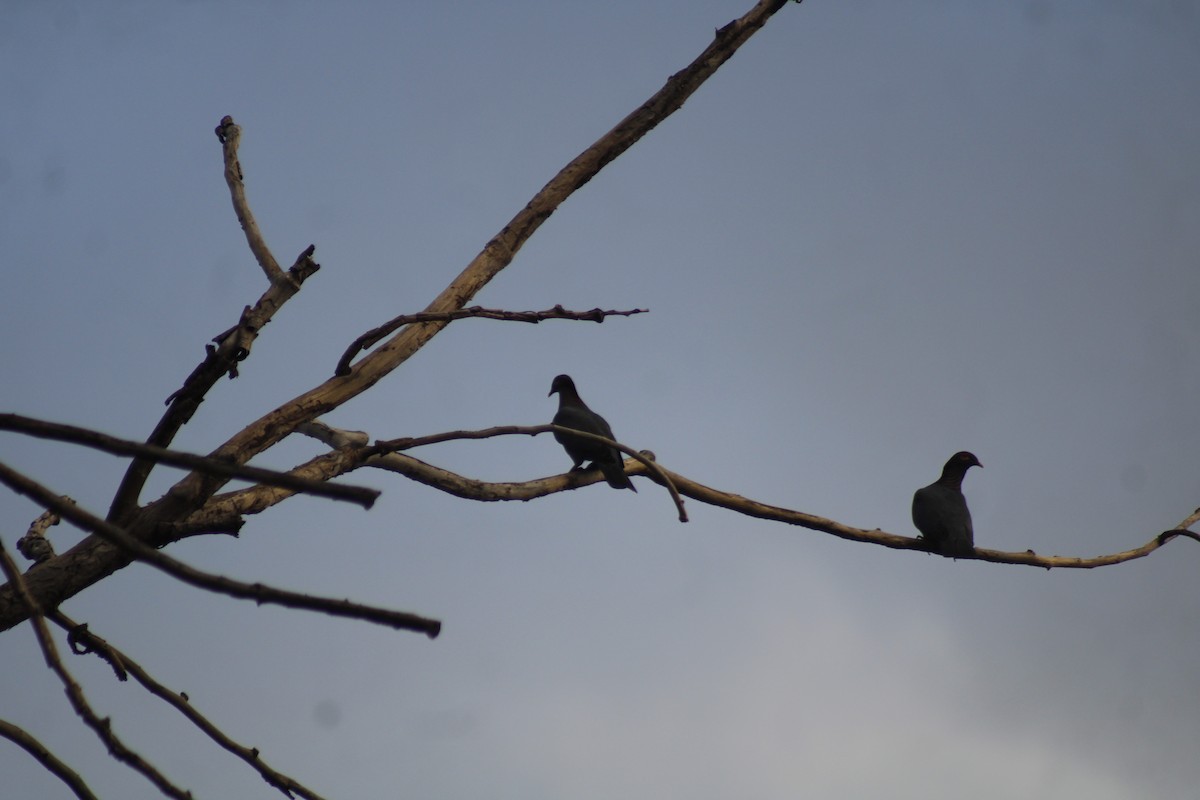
[0,538,193,800]
[1,413,378,508]
[0,463,440,637]
[52,612,328,800]
[0,0,796,634]
[160,0,796,522]
[219,421,1200,570]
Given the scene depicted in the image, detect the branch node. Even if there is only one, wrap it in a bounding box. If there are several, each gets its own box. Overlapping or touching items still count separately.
[1160,529,1200,545]
[19,504,70,563]
[67,623,129,681]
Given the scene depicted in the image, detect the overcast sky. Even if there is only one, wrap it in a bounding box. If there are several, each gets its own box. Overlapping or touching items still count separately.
[3,1,1200,798]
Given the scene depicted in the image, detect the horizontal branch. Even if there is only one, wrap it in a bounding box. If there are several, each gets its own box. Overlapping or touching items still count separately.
[254,420,1200,569]
[53,613,327,800]
[336,305,648,376]
[373,424,687,521]
[363,429,1200,569]
[643,465,1200,568]
[0,413,378,509]
[0,462,440,637]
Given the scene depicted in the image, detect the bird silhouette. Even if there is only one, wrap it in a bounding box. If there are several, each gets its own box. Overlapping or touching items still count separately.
[912,451,981,556]
[548,374,636,492]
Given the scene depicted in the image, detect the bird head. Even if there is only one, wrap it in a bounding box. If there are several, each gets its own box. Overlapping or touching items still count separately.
[548,374,576,397]
[950,451,982,470]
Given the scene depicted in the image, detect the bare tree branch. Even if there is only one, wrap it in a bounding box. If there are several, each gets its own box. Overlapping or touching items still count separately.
[52,613,328,800]
[348,425,1200,570]
[0,717,100,800]
[0,413,378,509]
[0,463,440,637]
[108,244,320,523]
[336,305,649,376]
[0,537,194,800]
[0,0,790,642]
[104,114,323,522]
[209,421,1200,570]
[374,424,687,521]
[18,503,69,564]
[215,115,285,283]
[1175,506,1200,531]
[157,0,793,526]
[639,464,1200,567]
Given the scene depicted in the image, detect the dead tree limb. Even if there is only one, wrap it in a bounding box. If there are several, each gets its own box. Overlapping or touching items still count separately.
[0,537,193,800]
[374,424,687,522]
[204,421,1200,570]
[1,413,378,508]
[0,464,440,637]
[108,242,321,523]
[215,115,285,283]
[160,0,796,520]
[0,0,789,646]
[336,305,648,376]
[52,612,328,800]
[0,717,99,800]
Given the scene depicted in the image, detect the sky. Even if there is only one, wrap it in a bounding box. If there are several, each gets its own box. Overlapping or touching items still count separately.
[2,1,1199,798]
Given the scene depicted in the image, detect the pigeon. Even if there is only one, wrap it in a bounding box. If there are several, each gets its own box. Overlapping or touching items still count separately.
[548,374,637,492]
[912,451,981,556]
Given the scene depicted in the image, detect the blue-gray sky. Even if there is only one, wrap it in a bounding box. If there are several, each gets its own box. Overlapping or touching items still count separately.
[3,2,1200,798]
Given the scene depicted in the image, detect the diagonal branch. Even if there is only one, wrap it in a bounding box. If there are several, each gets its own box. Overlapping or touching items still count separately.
[0,537,193,800]
[0,717,99,800]
[0,0,795,633]
[52,612,328,800]
[1,413,378,509]
[0,463,440,637]
[107,243,320,523]
[157,0,794,524]
[336,305,648,376]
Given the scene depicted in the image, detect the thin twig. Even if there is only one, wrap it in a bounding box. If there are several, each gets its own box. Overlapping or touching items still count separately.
[51,612,328,800]
[0,536,194,800]
[215,115,284,283]
[336,305,648,376]
[0,462,441,637]
[0,716,100,800]
[373,424,687,522]
[0,413,378,509]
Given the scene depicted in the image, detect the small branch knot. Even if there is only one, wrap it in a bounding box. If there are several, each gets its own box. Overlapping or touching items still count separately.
[214,115,237,143]
[68,623,129,681]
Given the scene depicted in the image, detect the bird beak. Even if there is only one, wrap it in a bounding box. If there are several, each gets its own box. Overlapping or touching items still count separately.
[547,388,555,397]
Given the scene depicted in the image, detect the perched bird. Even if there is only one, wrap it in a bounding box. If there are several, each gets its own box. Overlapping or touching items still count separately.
[912,451,981,556]
[548,374,637,492]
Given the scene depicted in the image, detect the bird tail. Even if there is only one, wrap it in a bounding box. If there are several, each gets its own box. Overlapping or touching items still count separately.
[601,459,637,492]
